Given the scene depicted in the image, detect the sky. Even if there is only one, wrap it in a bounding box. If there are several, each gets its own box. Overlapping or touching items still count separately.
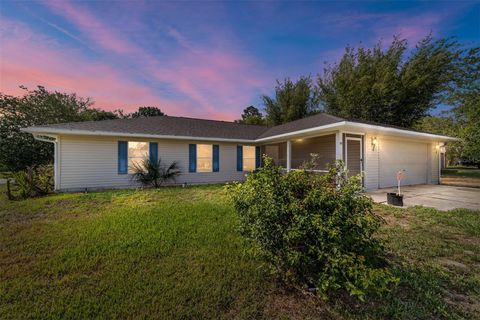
[0,1,479,121]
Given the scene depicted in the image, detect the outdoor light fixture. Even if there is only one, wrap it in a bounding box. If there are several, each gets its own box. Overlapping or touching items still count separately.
[296,138,304,142]
[436,143,445,154]
[371,137,378,151]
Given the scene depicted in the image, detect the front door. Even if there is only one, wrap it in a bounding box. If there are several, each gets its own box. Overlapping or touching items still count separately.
[345,137,363,178]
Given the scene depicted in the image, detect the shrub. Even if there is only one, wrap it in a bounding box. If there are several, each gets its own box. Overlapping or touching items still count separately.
[9,165,54,199]
[226,156,397,299]
[131,157,181,188]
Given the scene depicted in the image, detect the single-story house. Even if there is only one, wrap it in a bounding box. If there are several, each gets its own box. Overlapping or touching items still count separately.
[23,113,455,192]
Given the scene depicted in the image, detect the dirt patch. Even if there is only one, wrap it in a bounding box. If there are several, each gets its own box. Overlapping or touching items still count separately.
[262,288,339,319]
[378,211,410,229]
[444,289,480,317]
[441,177,480,188]
[454,234,480,247]
[437,257,468,270]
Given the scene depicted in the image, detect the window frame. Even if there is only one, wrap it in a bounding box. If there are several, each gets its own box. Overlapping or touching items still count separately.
[242,145,256,171]
[196,144,213,173]
[127,141,149,174]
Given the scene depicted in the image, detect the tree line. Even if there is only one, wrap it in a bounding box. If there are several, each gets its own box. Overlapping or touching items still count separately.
[0,86,166,171]
[236,36,479,166]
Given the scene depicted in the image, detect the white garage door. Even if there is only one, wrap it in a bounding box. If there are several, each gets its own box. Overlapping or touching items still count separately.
[379,139,428,188]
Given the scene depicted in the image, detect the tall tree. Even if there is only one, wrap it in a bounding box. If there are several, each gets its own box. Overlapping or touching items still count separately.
[235,106,266,125]
[415,47,479,166]
[262,76,320,126]
[448,47,480,165]
[414,115,463,166]
[130,106,165,118]
[317,36,463,128]
[80,108,124,121]
[0,86,120,171]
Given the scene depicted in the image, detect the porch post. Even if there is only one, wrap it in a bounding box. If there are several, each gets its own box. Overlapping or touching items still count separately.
[335,131,343,161]
[286,140,292,172]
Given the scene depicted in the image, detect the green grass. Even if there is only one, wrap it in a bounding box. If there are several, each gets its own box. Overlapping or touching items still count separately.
[1,185,479,319]
[442,167,480,178]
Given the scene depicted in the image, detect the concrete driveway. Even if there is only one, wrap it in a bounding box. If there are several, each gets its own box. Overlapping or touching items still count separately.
[367,184,480,211]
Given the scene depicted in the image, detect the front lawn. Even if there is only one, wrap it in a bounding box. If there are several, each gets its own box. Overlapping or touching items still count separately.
[442,167,480,178]
[1,185,479,319]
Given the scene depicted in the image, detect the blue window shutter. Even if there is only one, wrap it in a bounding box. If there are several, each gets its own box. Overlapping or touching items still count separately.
[255,146,261,169]
[236,145,243,171]
[189,144,196,172]
[118,141,128,174]
[149,142,158,163]
[213,145,219,172]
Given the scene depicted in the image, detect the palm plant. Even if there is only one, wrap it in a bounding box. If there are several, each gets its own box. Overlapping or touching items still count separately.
[130,157,181,188]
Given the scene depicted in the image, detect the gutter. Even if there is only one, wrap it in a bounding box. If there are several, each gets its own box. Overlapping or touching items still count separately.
[22,127,257,144]
[342,121,458,142]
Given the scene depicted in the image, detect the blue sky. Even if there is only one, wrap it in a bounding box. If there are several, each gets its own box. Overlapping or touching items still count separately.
[1,0,479,120]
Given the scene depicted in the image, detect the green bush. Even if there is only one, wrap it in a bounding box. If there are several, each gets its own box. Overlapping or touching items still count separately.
[130,157,181,188]
[227,156,397,299]
[10,165,54,199]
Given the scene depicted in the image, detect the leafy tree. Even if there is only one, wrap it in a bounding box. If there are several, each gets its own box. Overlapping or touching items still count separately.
[80,108,123,121]
[0,86,120,171]
[317,36,463,128]
[130,106,165,118]
[262,76,320,126]
[415,115,463,165]
[417,47,480,167]
[235,106,266,125]
[448,47,480,165]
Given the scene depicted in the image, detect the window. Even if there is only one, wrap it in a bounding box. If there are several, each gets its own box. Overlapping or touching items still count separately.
[197,144,212,172]
[243,146,255,171]
[128,141,149,173]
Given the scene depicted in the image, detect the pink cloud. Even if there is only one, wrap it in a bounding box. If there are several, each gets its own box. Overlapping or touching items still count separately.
[44,0,135,55]
[39,1,272,120]
[0,18,192,116]
[374,13,441,45]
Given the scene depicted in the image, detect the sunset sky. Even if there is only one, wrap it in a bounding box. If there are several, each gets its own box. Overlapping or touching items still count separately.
[1,1,479,120]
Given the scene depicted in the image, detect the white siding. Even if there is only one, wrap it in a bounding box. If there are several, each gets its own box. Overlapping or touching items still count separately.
[363,133,440,190]
[56,133,442,192]
[379,138,428,187]
[364,133,379,190]
[429,142,440,184]
[58,135,247,191]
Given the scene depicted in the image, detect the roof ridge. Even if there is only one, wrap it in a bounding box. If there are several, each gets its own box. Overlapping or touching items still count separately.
[38,114,269,129]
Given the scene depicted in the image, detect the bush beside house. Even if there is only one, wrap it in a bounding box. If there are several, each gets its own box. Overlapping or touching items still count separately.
[7,165,54,199]
[227,157,398,299]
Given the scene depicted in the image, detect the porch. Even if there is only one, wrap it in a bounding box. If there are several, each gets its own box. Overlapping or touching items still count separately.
[259,131,364,175]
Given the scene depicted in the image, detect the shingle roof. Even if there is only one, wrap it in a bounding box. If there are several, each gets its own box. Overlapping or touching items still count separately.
[26,112,452,141]
[257,113,344,139]
[32,116,269,140]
